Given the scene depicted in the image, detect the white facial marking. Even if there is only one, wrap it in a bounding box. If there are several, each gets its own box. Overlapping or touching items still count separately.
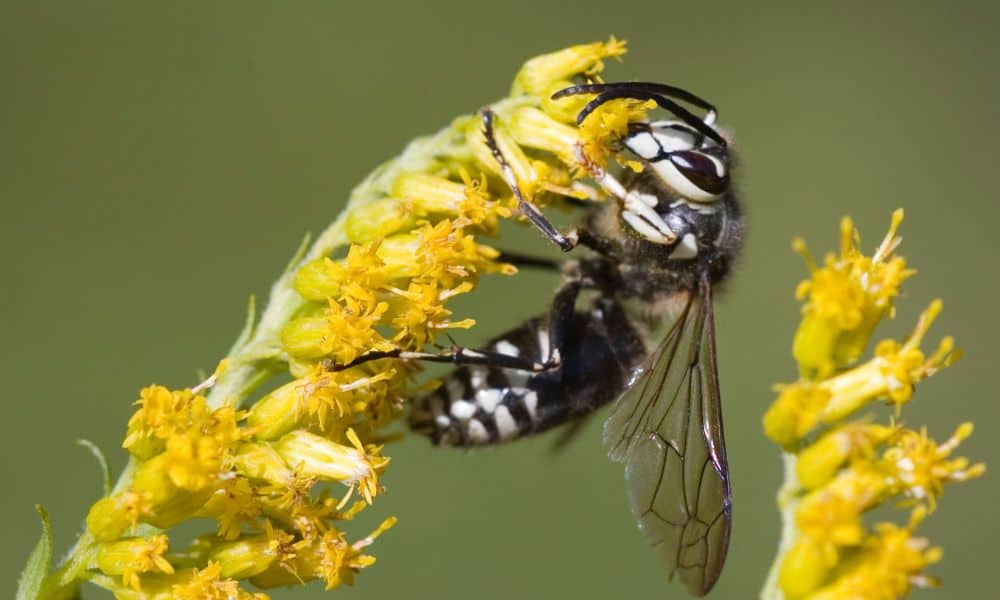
[475,388,503,413]
[494,405,518,440]
[466,419,489,443]
[435,414,451,428]
[623,192,676,242]
[622,210,671,244]
[635,191,659,208]
[650,159,722,204]
[624,131,660,159]
[627,121,702,160]
[522,390,539,420]
[649,125,698,153]
[450,399,477,420]
[495,340,520,357]
[672,198,721,215]
[669,233,699,260]
[536,328,550,363]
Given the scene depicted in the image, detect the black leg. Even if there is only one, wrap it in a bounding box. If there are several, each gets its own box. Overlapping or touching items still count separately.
[496,250,561,271]
[327,346,550,373]
[481,109,579,252]
[327,277,584,374]
[545,280,582,367]
[576,228,618,256]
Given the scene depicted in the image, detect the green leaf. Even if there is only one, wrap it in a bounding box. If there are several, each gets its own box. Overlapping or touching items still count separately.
[16,505,52,600]
[76,439,112,497]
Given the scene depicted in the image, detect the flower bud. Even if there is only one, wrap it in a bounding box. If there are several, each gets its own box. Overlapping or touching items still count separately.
[763,382,831,448]
[246,382,302,441]
[509,107,578,164]
[275,430,380,488]
[512,37,626,96]
[96,535,174,589]
[344,197,416,244]
[86,490,151,542]
[293,258,342,302]
[206,536,278,580]
[131,453,216,529]
[232,442,293,486]
[281,316,332,360]
[797,423,895,490]
[779,536,836,599]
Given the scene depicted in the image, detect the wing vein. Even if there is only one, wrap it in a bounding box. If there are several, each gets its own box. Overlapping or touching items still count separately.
[602,280,731,596]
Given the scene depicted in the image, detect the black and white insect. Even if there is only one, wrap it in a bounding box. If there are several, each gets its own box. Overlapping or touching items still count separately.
[343,81,741,596]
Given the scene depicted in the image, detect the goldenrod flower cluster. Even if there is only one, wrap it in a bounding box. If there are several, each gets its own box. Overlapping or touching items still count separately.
[31,39,648,600]
[762,211,985,599]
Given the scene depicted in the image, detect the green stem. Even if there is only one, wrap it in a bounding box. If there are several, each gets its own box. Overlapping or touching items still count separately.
[37,95,533,600]
[761,452,802,600]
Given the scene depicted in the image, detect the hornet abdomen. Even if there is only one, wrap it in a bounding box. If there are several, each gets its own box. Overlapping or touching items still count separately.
[410,296,647,446]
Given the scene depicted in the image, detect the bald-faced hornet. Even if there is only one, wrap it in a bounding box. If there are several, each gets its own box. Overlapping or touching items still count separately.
[344,82,740,595]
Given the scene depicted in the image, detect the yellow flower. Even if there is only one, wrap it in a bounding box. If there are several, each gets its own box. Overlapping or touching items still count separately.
[86,489,152,542]
[206,521,300,580]
[455,168,513,230]
[880,423,986,511]
[795,487,866,549]
[797,422,896,490]
[294,241,388,303]
[170,562,268,600]
[780,534,837,599]
[246,365,400,440]
[763,381,832,448]
[130,454,217,529]
[508,106,580,164]
[282,296,394,363]
[123,385,194,458]
[387,280,476,348]
[512,37,626,97]
[577,97,655,169]
[764,210,984,600]
[819,300,957,421]
[792,210,914,379]
[764,300,958,447]
[250,518,397,590]
[196,476,261,540]
[389,170,511,234]
[232,441,294,487]
[809,509,943,600]
[275,429,389,505]
[96,534,175,590]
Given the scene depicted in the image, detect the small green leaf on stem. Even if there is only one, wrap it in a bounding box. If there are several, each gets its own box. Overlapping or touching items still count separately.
[17,505,52,600]
[76,439,112,497]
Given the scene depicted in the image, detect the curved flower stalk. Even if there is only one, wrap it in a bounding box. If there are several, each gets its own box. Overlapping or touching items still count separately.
[21,39,650,599]
[761,211,985,599]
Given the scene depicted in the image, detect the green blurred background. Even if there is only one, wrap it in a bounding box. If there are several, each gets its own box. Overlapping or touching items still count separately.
[2,1,997,597]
